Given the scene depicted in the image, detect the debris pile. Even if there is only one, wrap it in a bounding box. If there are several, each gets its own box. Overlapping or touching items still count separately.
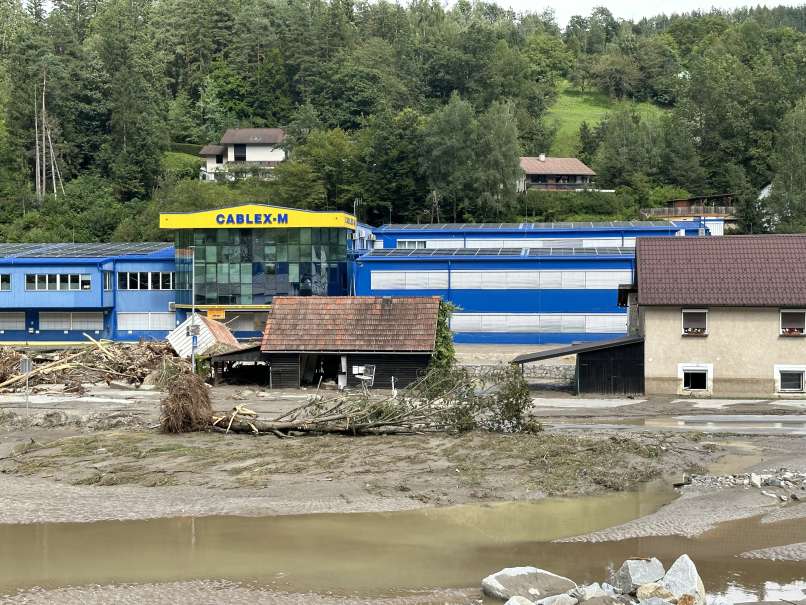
[482,554,706,605]
[686,468,806,502]
[208,365,538,437]
[160,373,212,433]
[0,339,187,392]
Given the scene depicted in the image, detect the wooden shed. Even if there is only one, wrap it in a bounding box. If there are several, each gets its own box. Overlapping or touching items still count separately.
[512,336,645,396]
[213,296,440,389]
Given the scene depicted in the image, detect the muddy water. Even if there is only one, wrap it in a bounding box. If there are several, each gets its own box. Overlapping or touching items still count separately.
[0,485,805,600]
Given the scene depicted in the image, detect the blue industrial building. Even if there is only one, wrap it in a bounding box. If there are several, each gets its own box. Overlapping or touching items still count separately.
[0,243,177,344]
[0,212,716,346]
[355,221,709,344]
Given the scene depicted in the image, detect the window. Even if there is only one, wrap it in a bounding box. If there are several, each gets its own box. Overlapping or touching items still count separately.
[0,312,24,330]
[683,370,708,390]
[39,311,103,331]
[117,271,176,290]
[215,154,223,164]
[25,274,91,291]
[117,312,176,331]
[682,309,708,336]
[233,144,246,162]
[0,274,9,291]
[398,240,427,249]
[780,371,805,392]
[103,271,113,291]
[780,310,805,336]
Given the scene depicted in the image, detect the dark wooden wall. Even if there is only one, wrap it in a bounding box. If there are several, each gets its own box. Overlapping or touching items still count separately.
[577,342,644,395]
[346,354,431,389]
[267,354,301,388]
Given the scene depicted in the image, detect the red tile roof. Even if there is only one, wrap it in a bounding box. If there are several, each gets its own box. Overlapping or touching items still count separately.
[219,128,286,145]
[637,235,806,306]
[261,296,440,353]
[520,156,596,176]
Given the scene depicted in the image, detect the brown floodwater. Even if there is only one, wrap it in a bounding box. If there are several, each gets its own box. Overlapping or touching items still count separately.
[0,483,804,601]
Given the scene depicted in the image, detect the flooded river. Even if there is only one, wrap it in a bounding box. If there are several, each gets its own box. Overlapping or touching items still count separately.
[1,482,805,600]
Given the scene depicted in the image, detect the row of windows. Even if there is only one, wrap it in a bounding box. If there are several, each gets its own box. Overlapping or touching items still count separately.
[389,237,637,250]
[25,274,92,291]
[681,365,806,393]
[117,272,175,291]
[450,313,627,334]
[370,270,633,291]
[0,272,175,292]
[682,309,806,336]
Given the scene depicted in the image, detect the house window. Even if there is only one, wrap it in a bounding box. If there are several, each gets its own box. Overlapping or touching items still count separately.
[233,144,246,162]
[0,274,9,291]
[779,370,805,392]
[398,240,426,249]
[683,370,708,390]
[682,309,708,336]
[780,310,805,336]
[215,154,223,164]
[103,271,113,291]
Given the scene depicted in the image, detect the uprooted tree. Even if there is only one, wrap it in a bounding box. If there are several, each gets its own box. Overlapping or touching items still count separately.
[161,364,538,437]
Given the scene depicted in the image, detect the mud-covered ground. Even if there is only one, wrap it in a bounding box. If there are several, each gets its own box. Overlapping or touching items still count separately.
[0,387,719,523]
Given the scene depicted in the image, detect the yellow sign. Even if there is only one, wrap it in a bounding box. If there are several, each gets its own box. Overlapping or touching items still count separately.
[159,204,357,230]
[206,308,226,320]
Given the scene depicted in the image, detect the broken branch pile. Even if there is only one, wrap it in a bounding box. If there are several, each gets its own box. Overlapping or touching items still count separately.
[0,337,188,392]
[205,365,538,437]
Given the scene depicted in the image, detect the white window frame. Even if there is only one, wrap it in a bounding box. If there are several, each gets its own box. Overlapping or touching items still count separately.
[678,363,713,393]
[397,239,427,249]
[25,273,91,291]
[774,365,806,393]
[117,271,176,291]
[681,308,708,336]
[779,309,806,337]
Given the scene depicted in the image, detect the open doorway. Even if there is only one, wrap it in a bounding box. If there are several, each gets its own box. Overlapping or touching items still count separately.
[299,354,340,388]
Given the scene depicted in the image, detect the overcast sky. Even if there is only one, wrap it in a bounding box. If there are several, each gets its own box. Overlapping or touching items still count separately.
[501,1,801,26]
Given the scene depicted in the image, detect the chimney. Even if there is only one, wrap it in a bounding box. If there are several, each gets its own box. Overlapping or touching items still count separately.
[538,153,546,162]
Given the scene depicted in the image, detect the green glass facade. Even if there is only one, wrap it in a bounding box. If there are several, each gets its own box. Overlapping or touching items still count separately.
[176,228,350,306]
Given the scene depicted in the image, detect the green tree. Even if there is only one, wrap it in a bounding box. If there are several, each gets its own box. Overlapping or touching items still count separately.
[476,100,521,220]
[767,99,806,230]
[268,160,327,209]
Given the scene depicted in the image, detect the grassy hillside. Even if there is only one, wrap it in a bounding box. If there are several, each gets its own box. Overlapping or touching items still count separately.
[546,81,666,157]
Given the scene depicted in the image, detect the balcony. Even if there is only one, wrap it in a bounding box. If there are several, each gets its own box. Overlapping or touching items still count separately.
[640,206,736,219]
[200,161,282,182]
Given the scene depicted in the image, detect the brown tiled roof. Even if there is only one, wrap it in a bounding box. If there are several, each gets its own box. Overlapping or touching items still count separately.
[219,128,286,145]
[520,156,596,176]
[200,315,242,350]
[199,144,225,156]
[261,296,440,353]
[637,235,806,306]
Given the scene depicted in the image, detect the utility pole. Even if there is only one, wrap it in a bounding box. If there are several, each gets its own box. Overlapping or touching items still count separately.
[189,246,197,374]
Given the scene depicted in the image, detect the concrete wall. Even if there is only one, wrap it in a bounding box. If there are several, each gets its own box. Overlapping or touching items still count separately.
[643,306,806,397]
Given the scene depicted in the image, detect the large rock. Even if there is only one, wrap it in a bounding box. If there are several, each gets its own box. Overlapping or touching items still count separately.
[482,567,577,601]
[536,594,578,605]
[612,558,666,594]
[570,582,612,601]
[636,582,676,602]
[661,555,706,605]
[581,596,623,605]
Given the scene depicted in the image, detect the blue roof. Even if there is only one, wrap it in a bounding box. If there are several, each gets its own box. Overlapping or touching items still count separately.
[362,247,634,260]
[0,242,175,262]
[374,221,678,233]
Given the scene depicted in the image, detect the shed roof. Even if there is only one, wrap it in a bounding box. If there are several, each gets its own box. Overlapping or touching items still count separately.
[261,296,440,353]
[520,156,596,176]
[637,235,806,307]
[512,336,644,364]
[199,144,225,156]
[220,128,286,145]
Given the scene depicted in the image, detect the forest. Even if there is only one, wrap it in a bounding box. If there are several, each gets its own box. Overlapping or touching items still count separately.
[1,0,806,242]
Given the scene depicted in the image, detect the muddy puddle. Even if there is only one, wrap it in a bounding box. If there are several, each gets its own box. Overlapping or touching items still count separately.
[549,415,806,435]
[1,481,806,601]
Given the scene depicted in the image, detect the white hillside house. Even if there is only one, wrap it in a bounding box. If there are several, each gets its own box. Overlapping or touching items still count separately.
[199,128,287,180]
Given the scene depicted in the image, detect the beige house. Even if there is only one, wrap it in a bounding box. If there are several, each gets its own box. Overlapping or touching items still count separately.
[199,128,286,180]
[634,235,806,398]
[518,155,596,191]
